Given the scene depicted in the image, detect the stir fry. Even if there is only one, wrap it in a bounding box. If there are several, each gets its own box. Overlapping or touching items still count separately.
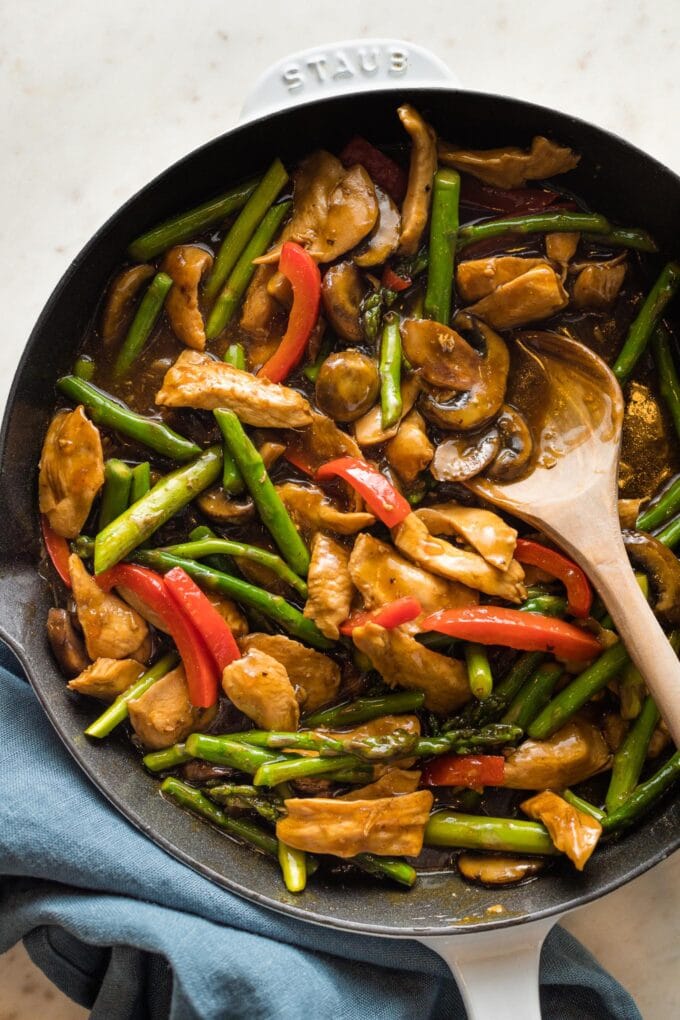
[39,104,680,894]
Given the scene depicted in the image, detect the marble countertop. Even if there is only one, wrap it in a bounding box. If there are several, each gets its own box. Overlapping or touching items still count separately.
[2,1,679,1016]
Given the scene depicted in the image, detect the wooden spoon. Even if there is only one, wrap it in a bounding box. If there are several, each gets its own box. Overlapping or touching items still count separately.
[470,330,680,745]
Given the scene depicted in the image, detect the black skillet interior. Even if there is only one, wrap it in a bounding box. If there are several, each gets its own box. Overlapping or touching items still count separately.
[1,88,679,937]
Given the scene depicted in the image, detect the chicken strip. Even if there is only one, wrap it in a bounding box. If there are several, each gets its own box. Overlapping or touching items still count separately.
[339,769,422,800]
[155,350,312,427]
[68,658,144,701]
[503,719,611,789]
[161,245,213,351]
[393,513,525,602]
[348,533,476,633]
[352,622,470,714]
[303,533,353,640]
[222,647,300,730]
[100,264,155,343]
[239,633,340,713]
[385,410,434,484]
[205,592,249,639]
[456,256,548,303]
[69,554,149,661]
[128,664,216,750]
[415,502,517,572]
[572,257,627,309]
[277,790,433,857]
[39,407,105,538]
[545,232,580,268]
[521,791,602,871]
[465,264,568,330]
[438,136,579,189]
[397,105,437,255]
[353,377,421,447]
[277,483,375,536]
[240,264,280,338]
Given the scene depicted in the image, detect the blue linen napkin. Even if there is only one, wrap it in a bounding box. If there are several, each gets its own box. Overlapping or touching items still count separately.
[0,644,641,1019]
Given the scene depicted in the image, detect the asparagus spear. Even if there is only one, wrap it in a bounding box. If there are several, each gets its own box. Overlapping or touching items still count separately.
[528,641,630,739]
[561,790,606,822]
[130,462,152,503]
[585,227,658,252]
[656,515,680,550]
[424,810,558,855]
[254,754,359,788]
[619,661,645,720]
[143,742,193,772]
[613,261,680,383]
[302,692,425,728]
[114,271,173,379]
[206,200,291,339]
[637,475,680,531]
[303,334,332,382]
[457,212,610,250]
[652,324,680,440]
[455,651,545,727]
[224,343,246,370]
[133,550,331,648]
[424,168,460,324]
[159,538,307,597]
[519,595,568,617]
[214,410,309,577]
[128,179,259,261]
[605,695,660,813]
[185,733,282,774]
[99,459,133,530]
[161,777,278,856]
[212,408,245,496]
[413,724,522,757]
[207,787,282,825]
[57,376,200,462]
[601,750,680,834]
[84,653,179,738]
[278,841,307,893]
[73,356,95,380]
[94,447,223,573]
[502,662,562,730]
[353,853,417,887]
[379,311,402,429]
[204,158,288,303]
[465,643,493,700]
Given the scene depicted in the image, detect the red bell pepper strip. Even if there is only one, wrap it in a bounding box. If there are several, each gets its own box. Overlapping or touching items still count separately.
[382,265,411,292]
[339,135,408,204]
[339,596,422,636]
[421,606,601,662]
[422,754,506,788]
[316,457,411,528]
[96,563,219,708]
[258,242,321,383]
[164,566,240,672]
[40,515,72,588]
[459,179,562,214]
[514,539,593,618]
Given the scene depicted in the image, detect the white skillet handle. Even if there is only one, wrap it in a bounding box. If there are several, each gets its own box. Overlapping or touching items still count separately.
[239,39,458,123]
[420,916,558,1020]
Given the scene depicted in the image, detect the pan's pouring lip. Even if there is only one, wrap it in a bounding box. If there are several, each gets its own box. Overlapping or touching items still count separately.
[2,84,680,940]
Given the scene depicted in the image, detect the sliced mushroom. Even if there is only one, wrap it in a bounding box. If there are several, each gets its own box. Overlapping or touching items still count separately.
[68,657,145,701]
[420,314,510,431]
[401,319,482,390]
[161,245,213,351]
[256,151,378,264]
[622,529,680,625]
[465,264,569,330]
[438,136,580,189]
[47,608,90,678]
[415,503,518,572]
[397,105,437,255]
[258,441,286,471]
[354,184,401,267]
[485,405,534,482]
[503,719,611,789]
[521,791,602,871]
[353,376,421,446]
[431,427,501,482]
[196,487,255,523]
[572,257,627,309]
[39,407,105,538]
[315,351,380,422]
[101,264,155,343]
[457,256,548,303]
[618,498,645,529]
[321,262,366,342]
[457,854,546,885]
[385,410,434,484]
[285,409,363,471]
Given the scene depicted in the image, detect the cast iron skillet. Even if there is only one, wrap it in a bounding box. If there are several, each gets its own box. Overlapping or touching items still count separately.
[1,49,679,965]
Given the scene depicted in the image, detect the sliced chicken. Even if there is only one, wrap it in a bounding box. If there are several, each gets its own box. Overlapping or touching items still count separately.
[196,488,255,524]
[385,410,434,484]
[46,608,90,678]
[69,554,149,661]
[239,633,340,713]
[339,768,422,800]
[277,483,375,536]
[393,513,525,602]
[348,533,476,633]
[101,264,155,343]
[438,136,580,189]
[128,663,216,750]
[397,105,437,255]
[303,533,353,640]
[161,245,213,350]
[415,502,517,572]
[521,790,602,871]
[285,410,363,475]
[353,377,421,446]
[352,622,470,714]
[221,647,299,730]
[68,657,144,701]
[277,789,433,857]
[456,256,548,303]
[503,719,611,789]
[240,264,280,338]
[39,407,105,538]
[155,350,312,427]
[465,264,568,330]
[205,592,249,639]
[256,150,378,264]
[545,232,580,267]
[401,319,482,390]
[572,257,627,309]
